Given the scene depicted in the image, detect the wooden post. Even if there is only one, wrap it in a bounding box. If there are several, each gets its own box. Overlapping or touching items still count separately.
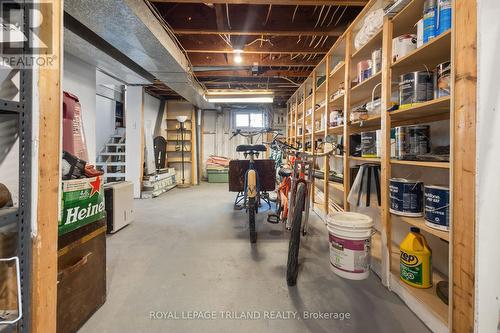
[380,17,393,287]
[451,0,476,331]
[323,55,330,215]
[294,94,298,143]
[190,108,197,185]
[301,85,306,151]
[31,0,62,331]
[342,31,352,211]
[311,71,317,204]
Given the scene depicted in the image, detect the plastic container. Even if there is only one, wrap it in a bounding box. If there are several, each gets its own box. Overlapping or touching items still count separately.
[400,227,433,288]
[326,212,374,280]
[207,168,229,183]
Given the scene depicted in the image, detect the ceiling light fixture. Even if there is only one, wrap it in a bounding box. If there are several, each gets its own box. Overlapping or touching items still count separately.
[233,49,243,64]
[205,90,274,104]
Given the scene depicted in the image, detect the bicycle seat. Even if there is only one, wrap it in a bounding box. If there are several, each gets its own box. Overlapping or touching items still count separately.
[278,168,292,177]
[236,144,267,152]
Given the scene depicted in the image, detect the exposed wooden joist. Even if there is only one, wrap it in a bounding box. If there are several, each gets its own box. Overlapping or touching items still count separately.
[151,0,367,6]
[174,29,344,36]
[194,70,310,77]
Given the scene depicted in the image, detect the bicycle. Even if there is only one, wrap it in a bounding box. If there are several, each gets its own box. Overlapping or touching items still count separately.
[229,129,280,243]
[269,138,335,286]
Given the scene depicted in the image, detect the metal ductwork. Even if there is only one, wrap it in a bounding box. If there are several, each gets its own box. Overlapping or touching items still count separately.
[64,0,213,109]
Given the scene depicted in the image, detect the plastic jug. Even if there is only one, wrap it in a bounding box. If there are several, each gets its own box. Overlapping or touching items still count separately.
[399,227,432,288]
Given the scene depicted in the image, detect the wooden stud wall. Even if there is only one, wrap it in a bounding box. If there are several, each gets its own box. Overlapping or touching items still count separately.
[285,0,477,331]
[31,0,62,331]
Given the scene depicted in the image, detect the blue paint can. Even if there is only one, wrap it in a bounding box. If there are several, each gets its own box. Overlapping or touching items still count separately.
[389,178,424,217]
[424,185,450,231]
[423,0,437,43]
[437,0,452,35]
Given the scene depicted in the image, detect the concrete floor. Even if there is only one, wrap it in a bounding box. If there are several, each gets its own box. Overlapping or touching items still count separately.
[80,183,430,333]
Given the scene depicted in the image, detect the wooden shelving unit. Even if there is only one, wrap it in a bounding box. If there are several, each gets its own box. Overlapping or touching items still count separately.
[284,1,463,332]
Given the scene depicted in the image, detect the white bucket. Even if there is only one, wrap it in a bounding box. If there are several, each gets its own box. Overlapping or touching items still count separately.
[326,212,374,280]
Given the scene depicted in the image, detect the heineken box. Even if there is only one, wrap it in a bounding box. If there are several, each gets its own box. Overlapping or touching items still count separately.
[59,176,106,235]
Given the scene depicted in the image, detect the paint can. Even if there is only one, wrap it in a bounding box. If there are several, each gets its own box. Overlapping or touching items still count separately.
[371,48,382,74]
[416,19,424,47]
[392,34,417,62]
[361,131,378,158]
[390,178,424,217]
[394,126,408,160]
[434,61,451,98]
[423,0,437,43]
[399,71,434,108]
[407,125,430,158]
[424,185,450,231]
[326,212,374,280]
[437,0,452,35]
[357,60,372,83]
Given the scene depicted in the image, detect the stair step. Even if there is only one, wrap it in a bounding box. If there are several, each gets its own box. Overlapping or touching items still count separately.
[96,162,126,166]
[100,152,125,156]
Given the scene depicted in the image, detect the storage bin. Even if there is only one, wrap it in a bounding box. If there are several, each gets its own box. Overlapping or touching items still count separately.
[207,168,229,183]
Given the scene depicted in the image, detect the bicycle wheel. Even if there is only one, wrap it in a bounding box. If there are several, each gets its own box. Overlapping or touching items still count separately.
[248,197,257,243]
[286,182,306,286]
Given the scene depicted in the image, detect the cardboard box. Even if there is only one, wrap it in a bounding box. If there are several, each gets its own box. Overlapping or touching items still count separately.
[59,176,105,235]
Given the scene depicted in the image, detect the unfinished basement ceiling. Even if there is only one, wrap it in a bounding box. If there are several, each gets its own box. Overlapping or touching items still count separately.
[149,0,365,106]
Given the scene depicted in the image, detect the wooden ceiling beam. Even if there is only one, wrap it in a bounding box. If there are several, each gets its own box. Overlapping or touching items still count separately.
[151,0,367,6]
[174,29,343,37]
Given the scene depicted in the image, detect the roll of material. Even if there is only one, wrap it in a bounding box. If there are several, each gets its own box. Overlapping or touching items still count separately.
[416,19,424,47]
[437,0,452,35]
[423,0,437,43]
[371,48,382,74]
[357,60,372,83]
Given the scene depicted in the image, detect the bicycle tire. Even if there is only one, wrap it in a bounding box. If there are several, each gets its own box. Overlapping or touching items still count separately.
[286,182,306,286]
[248,197,257,243]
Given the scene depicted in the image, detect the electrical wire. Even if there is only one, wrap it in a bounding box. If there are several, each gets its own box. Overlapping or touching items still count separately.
[265,4,272,26]
[320,6,331,27]
[226,4,232,29]
[334,6,347,27]
[314,5,325,28]
[292,5,299,23]
[327,6,340,27]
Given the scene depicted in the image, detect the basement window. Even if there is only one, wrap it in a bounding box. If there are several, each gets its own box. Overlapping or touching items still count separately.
[233,111,266,129]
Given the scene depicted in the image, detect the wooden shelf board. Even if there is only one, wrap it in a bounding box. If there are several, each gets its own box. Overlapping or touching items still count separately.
[390,96,451,125]
[349,156,380,163]
[329,94,345,109]
[316,80,326,93]
[392,0,424,36]
[390,159,450,169]
[391,214,450,241]
[351,27,383,60]
[314,129,326,135]
[327,125,344,135]
[329,62,345,78]
[350,114,381,131]
[167,149,192,153]
[168,159,192,163]
[392,30,451,75]
[350,71,382,105]
[390,243,449,326]
[328,181,344,192]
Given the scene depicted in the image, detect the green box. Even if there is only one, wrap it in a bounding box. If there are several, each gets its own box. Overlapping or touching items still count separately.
[59,176,106,235]
[207,168,229,183]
